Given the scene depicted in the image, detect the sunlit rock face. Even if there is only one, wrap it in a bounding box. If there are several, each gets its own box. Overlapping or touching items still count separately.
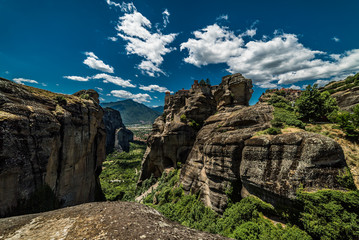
[0,78,106,217]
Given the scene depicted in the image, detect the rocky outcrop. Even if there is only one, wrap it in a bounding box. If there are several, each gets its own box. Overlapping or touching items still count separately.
[103,107,133,153]
[330,86,359,111]
[181,104,274,213]
[139,80,217,181]
[0,78,106,217]
[241,132,346,207]
[140,73,349,213]
[0,201,229,240]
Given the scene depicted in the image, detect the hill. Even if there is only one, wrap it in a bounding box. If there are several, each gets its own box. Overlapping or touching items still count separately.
[102,99,160,125]
[321,72,359,111]
[151,105,164,114]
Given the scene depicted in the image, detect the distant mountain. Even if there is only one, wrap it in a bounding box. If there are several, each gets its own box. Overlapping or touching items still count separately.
[151,106,164,114]
[101,99,160,125]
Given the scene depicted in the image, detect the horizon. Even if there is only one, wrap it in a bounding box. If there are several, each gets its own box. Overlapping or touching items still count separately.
[1,0,358,106]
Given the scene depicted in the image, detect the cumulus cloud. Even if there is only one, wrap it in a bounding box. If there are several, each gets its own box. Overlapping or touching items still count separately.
[332,36,340,42]
[114,3,177,76]
[111,89,152,103]
[83,52,114,73]
[92,73,136,88]
[139,84,172,93]
[180,24,244,67]
[181,24,359,88]
[13,78,38,85]
[64,76,90,82]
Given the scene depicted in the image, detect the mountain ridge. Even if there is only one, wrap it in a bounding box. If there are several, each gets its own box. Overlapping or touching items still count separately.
[101,99,160,125]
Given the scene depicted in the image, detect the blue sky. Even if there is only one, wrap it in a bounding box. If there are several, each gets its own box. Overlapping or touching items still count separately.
[0,0,358,106]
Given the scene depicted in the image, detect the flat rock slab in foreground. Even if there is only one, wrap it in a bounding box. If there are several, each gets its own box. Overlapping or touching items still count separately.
[0,201,230,240]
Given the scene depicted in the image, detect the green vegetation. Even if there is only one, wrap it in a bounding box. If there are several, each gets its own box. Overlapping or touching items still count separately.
[180,114,187,122]
[324,73,359,94]
[328,104,359,139]
[297,189,359,240]
[296,84,338,122]
[267,92,305,129]
[266,127,282,135]
[80,93,90,100]
[142,169,311,239]
[100,142,154,201]
[55,95,67,105]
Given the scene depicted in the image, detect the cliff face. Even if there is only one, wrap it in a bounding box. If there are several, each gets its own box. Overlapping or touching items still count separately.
[103,107,133,153]
[0,78,106,217]
[140,73,348,213]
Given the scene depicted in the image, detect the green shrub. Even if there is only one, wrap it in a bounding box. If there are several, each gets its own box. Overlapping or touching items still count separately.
[180,114,187,122]
[328,105,359,139]
[296,85,338,122]
[273,108,306,129]
[55,95,67,105]
[337,167,357,190]
[266,127,282,135]
[80,93,90,99]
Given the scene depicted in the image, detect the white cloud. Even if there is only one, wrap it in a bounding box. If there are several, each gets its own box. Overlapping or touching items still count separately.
[95,87,103,92]
[114,4,177,77]
[181,24,359,87]
[64,76,90,82]
[137,60,165,77]
[92,73,136,88]
[111,89,152,103]
[216,15,228,21]
[289,85,301,90]
[105,0,136,12]
[180,24,244,67]
[258,82,278,89]
[162,9,170,28]
[13,78,38,85]
[139,84,172,93]
[108,37,118,42]
[83,52,114,73]
[332,37,340,42]
[314,80,331,87]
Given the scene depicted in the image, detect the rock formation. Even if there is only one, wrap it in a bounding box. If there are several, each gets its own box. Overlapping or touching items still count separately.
[241,132,345,207]
[0,78,106,217]
[139,79,217,181]
[140,73,348,213]
[103,107,133,153]
[0,201,229,240]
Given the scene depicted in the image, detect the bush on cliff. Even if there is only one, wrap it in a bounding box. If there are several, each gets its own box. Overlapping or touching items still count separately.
[328,104,359,139]
[296,84,338,122]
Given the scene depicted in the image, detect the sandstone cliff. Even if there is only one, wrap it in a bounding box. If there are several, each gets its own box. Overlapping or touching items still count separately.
[103,107,133,153]
[140,73,348,213]
[0,78,106,217]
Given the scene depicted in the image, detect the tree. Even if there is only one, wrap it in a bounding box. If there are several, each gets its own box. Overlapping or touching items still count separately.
[199,79,206,86]
[295,84,338,122]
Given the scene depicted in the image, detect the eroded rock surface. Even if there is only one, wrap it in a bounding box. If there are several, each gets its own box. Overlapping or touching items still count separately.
[0,78,106,217]
[0,202,230,240]
[140,73,349,213]
[103,107,133,153]
[241,132,346,207]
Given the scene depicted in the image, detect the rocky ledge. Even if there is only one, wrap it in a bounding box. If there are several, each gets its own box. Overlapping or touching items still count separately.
[0,201,230,240]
